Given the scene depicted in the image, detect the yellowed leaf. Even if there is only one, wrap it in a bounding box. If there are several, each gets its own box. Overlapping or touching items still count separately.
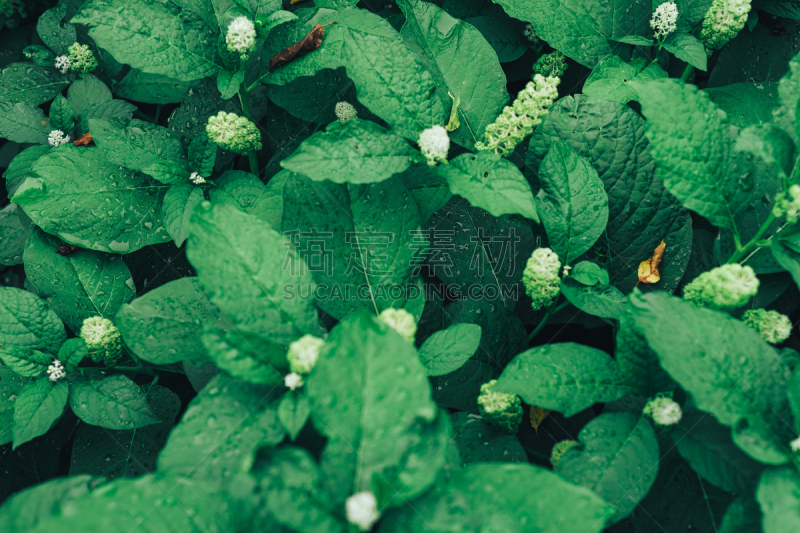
[638,240,666,284]
[530,406,551,431]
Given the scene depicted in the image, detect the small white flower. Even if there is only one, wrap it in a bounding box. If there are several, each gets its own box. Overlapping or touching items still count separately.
[48,130,71,147]
[226,16,256,59]
[562,265,572,277]
[791,437,800,453]
[190,172,206,185]
[418,125,449,166]
[54,55,71,74]
[644,397,682,426]
[335,101,358,122]
[346,491,380,531]
[284,372,304,390]
[651,2,679,40]
[47,360,65,382]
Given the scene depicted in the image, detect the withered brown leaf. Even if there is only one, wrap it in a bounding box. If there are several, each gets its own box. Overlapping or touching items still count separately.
[56,244,79,256]
[73,132,95,147]
[269,22,336,72]
[638,240,666,284]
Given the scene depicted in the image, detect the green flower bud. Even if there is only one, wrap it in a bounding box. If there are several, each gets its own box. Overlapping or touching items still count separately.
[67,43,98,77]
[523,248,562,311]
[477,379,522,434]
[643,396,682,425]
[533,51,568,78]
[682,264,758,311]
[206,111,262,155]
[700,0,751,52]
[772,185,800,223]
[550,439,579,467]
[287,334,324,374]
[743,309,792,344]
[377,308,417,344]
[335,101,358,122]
[80,316,123,366]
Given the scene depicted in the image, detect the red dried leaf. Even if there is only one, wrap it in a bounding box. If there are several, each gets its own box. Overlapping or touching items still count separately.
[269,22,335,72]
[73,132,95,147]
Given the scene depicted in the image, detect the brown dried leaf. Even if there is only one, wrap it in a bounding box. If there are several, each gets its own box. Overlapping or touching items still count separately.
[268,23,335,72]
[56,244,79,256]
[638,240,666,284]
[290,0,309,3]
[73,132,94,147]
[530,406,551,431]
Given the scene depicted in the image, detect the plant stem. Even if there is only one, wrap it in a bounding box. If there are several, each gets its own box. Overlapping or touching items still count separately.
[726,212,777,264]
[521,445,552,462]
[679,64,694,82]
[238,85,259,177]
[528,300,570,342]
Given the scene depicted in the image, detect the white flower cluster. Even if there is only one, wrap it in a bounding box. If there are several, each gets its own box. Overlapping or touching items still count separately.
[190,172,205,185]
[651,2,679,40]
[346,491,380,531]
[522,247,562,311]
[377,308,417,344]
[48,129,71,147]
[418,125,450,166]
[54,55,71,74]
[743,309,792,344]
[226,16,256,59]
[284,372,304,390]
[47,360,65,382]
[644,397,682,425]
[335,101,357,122]
[773,185,800,223]
[287,334,324,375]
[701,0,752,51]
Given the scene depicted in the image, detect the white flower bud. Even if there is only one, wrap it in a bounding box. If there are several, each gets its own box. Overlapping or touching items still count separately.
[644,397,682,426]
[284,372,304,390]
[418,125,450,166]
[335,101,357,122]
[346,491,380,531]
[226,17,256,59]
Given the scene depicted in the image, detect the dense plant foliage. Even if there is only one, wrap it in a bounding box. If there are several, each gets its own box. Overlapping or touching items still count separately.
[0,0,799,531]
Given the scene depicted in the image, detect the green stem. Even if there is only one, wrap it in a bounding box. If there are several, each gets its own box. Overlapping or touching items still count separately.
[726,212,777,264]
[528,299,570,342]
[154,104,163,125]
[238,85,259,177]
[680,64,694,83]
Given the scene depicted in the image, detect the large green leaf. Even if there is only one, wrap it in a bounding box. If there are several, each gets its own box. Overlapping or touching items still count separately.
[209,170,285,228]
[73,0,222,81]
[706,82,781,128]
[13,146,171,253]
[24,228,135,333]
[115,69,197,104]
[282,173,424,319]
[89,118,191,185]
[439,152,539,221]
[342,27,446,139]
[0,366,32,445]
[281,119,417,184]
[3,145,50,198]
[67,74,111,117]
[12,378,68,449]
[582,55,667,105]
[69,374,160,430]
[0,63,70,106]
[557,412,659,522]
[201,326,289,384]
[491,0,649,67]
[381,463,613,532]
[0,347,52,378]
[398,0,508,148]
[69,385,180,479]
[162,184,205,247]
[0,203,33,266]
[495,343,629,417]
[115,278,218,365]
[0,287,66,355]
[0,476,97,533]
[629,291,791,428]
[774,48,800,145]
[188,202,320,345]
[158,373,284,482]
[418,323,481,376]
[536,140,609,264]
[465,15,526,63]
[305,310,450,506]
[758,465,800,533]
[450,411,526,464]
[37,4,77,55]
[0,102,50,144]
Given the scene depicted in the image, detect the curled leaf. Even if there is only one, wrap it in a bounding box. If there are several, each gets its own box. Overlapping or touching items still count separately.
[638,240,666,284]
[73,131,94,147]
[268,22,335,72]
[446,92,461,132]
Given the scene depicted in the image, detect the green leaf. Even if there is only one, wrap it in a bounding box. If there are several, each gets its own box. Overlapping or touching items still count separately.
[201,326,288,384]
[77,100,137,136]
[450,411,526,464]
[12,378,68,449]
[162,184,205,247]
[342,27,446,140]
[611,35,654,46]
[73,0,222,81]
[67,74,111,117]
[267,67,356,124]
[440,152,539,221]
[37,5,77,55]
[491,0,649,67]
[757,465,800,533]
[281,119,416,184]
[629,291,791,427]
[0,366,31,445]
[0,102,50,144]
[662,32,707,71]
[381,463,613,532]
[69,385,180,479]
[69,374,160,430]
[58,338,87,371]
[305,310,450,506]
[583,55,668,105]
[90,118,191,185]
[168,78,227,146]
[732,413,791,465]
[278,390,311,441]
[210,170,285,228]
[0,203,33,266]
[560,276,626,320]
[418,323,481,376]
[465,16,526,63]
[706,82,781,128]
[536,140,609,264]
[0,476,97,533]
[719,495,763,533]
[158,373,284,482]
[398,0,509,148]
[670,410,764,493]
[216,69,244,100]
[632,78,745,231]
[0,63,70,106]
[495,343,629,417]
[48,94,75,134]
[557,413,659,522]
[736,123,796,177]
[188,202,320,345]
[282,174,424,319]
[115,69,196,104]
[0,347,52,378]
[188,131,217,177]
[774,49,800,145]
[115,277,219,365]
[13,145,171,254]
[0,287,66,355]
[3,145,50,198]
[396,162,452,223]
[23,228,136,333]
[256,9,299,34]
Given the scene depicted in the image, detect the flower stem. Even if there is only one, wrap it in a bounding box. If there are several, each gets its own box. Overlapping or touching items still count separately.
[238,85,259,177]
[680,64,694,83]
[726,212,777,264]
[528,300,570,342]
